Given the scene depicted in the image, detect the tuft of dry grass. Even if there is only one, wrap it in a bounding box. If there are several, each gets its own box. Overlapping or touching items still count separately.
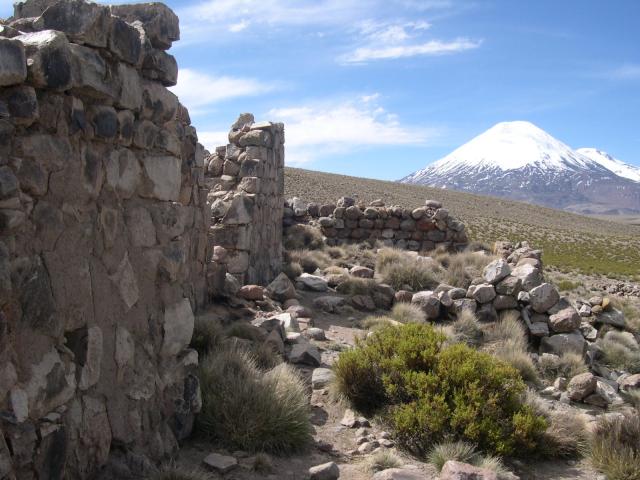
[282,261,303,279]
[427,441,510,478]
[376,253,441,292]
[597,331,640,373]
[367,450,403,472]
[537,352,588,382]
[284,224,325,250]
[360,315,396,331]
[336,276,378,296]
[484,311,527,350]
[251,453,274,474]
[191,317,224,356]
[287,249,332,273]
[589,411,640,480]
[390,302,427,324]
[451,310,483,346]
[492,342,540,385]
[437,251,498,289]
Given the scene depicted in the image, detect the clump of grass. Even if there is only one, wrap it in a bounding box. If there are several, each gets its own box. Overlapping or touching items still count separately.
[484,311,527,350]
[376,253,440,292]
[622,390,640,410]
[282,261,303,279]
[197,347,312,453]
[252,453,273,474]
[336,276,378,295]
[287,249,332,273]
[360,315,396,331]
[556,279,582,292]
[491,342,540,385]
[147,466,213,480]
[597,331,640,373]
[427,441,510,478]
[284,224,324,250]
[451,310,483,346]
[191,317,224,355]
[367,450,403,472]
[589,411,640,480]
[390,302,427,324]
[225,322,265,342]
[537,352,588,382]
[437,251,498,289]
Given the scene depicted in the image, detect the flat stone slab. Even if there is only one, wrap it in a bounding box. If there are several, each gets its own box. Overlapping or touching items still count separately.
[312,367,335,389]
[203,452,238,474]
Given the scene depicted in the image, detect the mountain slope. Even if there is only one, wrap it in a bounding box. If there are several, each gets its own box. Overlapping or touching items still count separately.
[401,121,640,215]
[577,148,640,183]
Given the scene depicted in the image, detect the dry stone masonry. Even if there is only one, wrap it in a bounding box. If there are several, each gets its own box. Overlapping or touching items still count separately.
[284,197,468,252]
[204,114,285,290]
[0,1,209,478]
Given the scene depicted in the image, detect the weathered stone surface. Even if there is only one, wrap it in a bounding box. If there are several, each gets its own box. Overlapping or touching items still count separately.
[238,284,264,300]
[109,16,142,65]
[372,468,425,480]
[312,368,334,389]
[289,342,321,366]
[529,283,560,313]
[298,273,329,292]
[35,0,111,47]
[162,299,195,357]
[0,37,27,86]
[540,332,586,355]
[471,283,496,304]
[16,30,73,91]
[483,258,511,284]
[595,309,626,328]
[141,155,181,201]
[412,291,441,319]
[203,452,238,474]
[267,273,296,302]
[309,462,340,480]
[511,263,543,291]
[111,3,180,50]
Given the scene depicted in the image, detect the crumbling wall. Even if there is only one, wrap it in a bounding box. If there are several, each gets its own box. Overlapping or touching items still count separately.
[0,1,208,478]
[204,114,285,289]
[284,197,469,252]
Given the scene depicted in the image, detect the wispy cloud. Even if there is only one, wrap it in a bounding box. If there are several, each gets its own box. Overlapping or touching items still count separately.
[608,64,640,80]
[266,95,442,164]
[169,69,274,115]
[342,38,481,63]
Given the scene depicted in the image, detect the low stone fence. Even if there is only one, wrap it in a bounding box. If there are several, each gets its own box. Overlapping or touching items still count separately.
[284,197,468,251]
[204,114,285,290]
[0,1,208,478]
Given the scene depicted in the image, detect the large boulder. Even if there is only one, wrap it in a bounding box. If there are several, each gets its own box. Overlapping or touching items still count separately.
[289,342,321,366]
[470,283,496,304]
[297,273,329,292]
[35,0,111,48]
[540,332,586,355]
[482,259,511,284]
[594,309,626,328]
[309,462,339,480]
[372,468,425,480]
[266,273,296,302]
[110,3,180,50]
[529,283,560,313]
[567,372,597,402]
[411,291,441,319]
[548,307,581,333]
[511,263,543,291]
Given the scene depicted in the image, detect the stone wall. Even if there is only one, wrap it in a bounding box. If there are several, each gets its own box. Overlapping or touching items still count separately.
[0,2,208,478]
[204,114,285,289]
[284,197,468,252]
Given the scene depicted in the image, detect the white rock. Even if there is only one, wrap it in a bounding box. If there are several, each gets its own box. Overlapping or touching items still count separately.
[203,452,238,474]
[162,298,194,356]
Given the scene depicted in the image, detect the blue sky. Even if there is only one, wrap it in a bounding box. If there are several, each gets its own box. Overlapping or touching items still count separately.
[2,0,639,180]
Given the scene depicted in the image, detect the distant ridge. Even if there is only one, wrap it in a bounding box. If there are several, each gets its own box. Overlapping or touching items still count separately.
[401,121,640,215]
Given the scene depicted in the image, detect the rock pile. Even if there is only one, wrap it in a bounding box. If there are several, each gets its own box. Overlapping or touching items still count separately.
[284,197,468,252]
[0,1,208,478]
[205,113,285,288]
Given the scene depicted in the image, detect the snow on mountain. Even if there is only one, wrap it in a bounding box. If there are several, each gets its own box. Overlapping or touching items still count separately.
[577,148,640,183]
[401,121,640,214]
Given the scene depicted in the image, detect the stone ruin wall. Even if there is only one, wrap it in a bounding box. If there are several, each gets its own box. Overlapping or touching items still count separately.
[204,114,285,290]
[0,2,209,478]
[284,197,469,252]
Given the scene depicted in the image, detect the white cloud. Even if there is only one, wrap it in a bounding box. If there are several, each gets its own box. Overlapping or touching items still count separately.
[229,20,250,32]
[342,37,481,63]
[169,69,273,114]
[267,96,441,165]
[196,130,229,152]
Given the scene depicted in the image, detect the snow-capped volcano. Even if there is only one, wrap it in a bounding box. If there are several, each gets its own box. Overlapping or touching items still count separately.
[577,148,640,183]
[401,121,640,214]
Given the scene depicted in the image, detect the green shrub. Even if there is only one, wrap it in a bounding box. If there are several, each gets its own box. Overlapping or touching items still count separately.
[197,347,312,453]
[390,302,427,324]
[589,411,640,480]
[597,331,640,373]
[284,224,324,250]
[537,352,588,381]
[333,324,547,456]
[190,317,224,355]
[451,310,482,346]
[367,450,403,472]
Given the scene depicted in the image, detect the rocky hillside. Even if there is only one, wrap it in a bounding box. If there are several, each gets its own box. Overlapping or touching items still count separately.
[285,167,640,280]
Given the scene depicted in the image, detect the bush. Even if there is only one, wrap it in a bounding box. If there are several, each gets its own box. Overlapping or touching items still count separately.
[597,331,640,373]
[197,347,312,453]
[451,310,483,346]
[367,450,403,472]
[390,302,427,324]
[190,317,224,355]
[537,352,588,381]
[589,411,640,480]
[333,324,547,456]
[284,224,324,250]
